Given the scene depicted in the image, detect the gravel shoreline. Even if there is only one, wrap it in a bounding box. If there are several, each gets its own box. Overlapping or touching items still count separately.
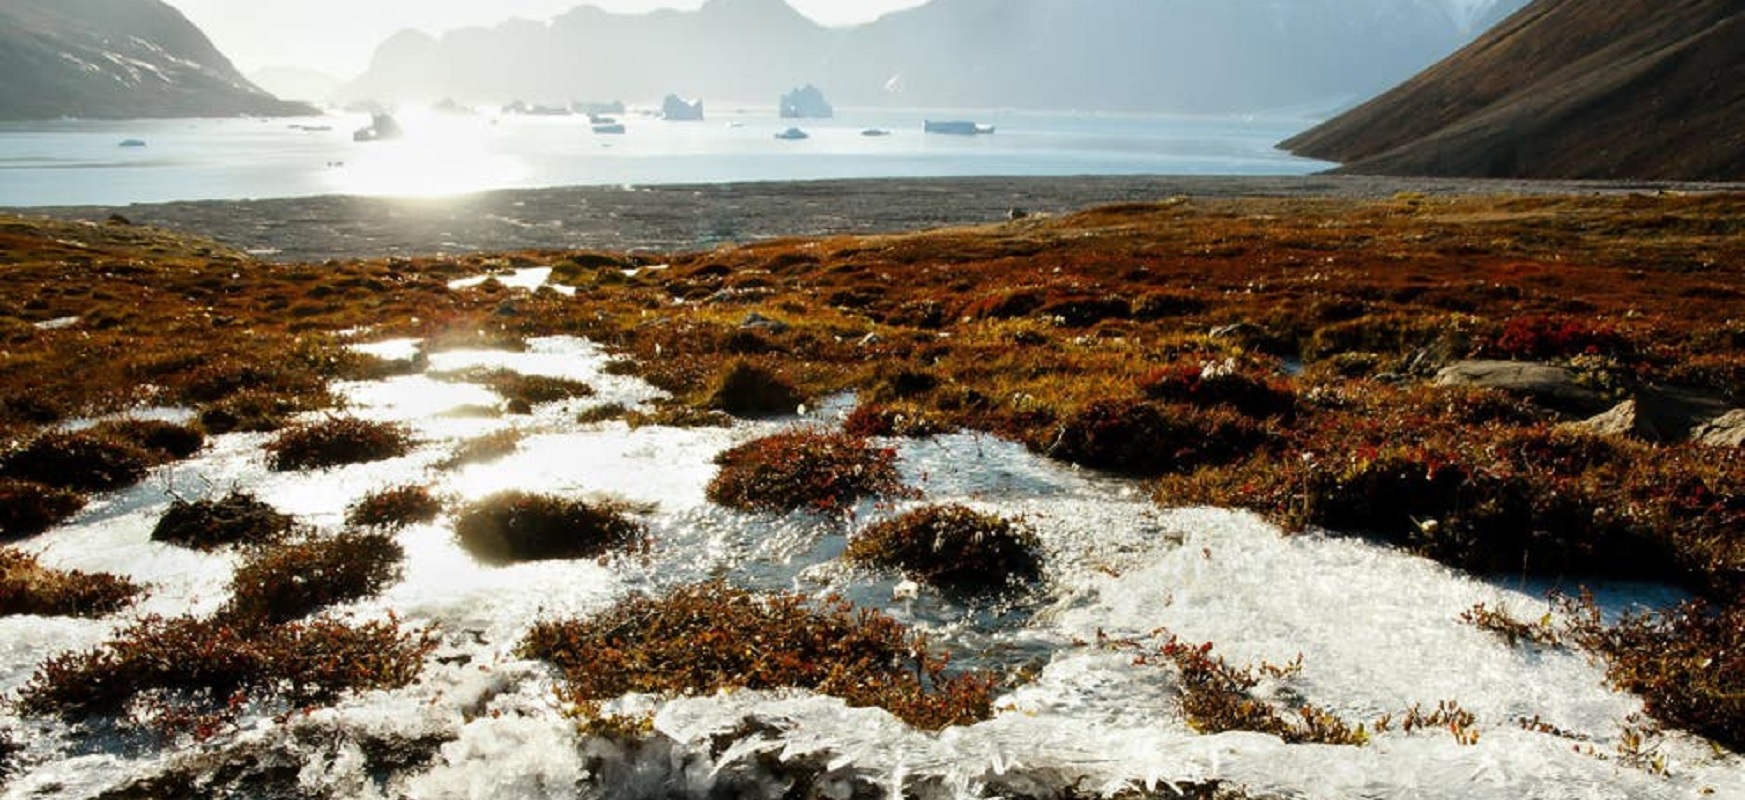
[9,174,1741,263]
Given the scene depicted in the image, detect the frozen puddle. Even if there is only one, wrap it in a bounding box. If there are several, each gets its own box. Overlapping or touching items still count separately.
[2,335,1741,799]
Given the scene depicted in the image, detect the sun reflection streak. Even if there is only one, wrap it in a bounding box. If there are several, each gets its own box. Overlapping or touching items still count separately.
[325,111,529,198]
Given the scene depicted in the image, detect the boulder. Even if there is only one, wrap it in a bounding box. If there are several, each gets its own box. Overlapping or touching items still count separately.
[1433,361,1606,414]
[1567,390,1738,444]
[1692,410,1745,448]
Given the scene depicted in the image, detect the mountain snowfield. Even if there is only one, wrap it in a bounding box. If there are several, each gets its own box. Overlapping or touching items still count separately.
[2,323,1741,799]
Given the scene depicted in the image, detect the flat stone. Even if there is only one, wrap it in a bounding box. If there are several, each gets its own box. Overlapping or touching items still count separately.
[1433,360,1607,414]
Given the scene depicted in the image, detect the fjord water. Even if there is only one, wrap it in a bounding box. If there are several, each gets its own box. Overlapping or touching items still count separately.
[0,109,1329,207]
[2,323,1741,799]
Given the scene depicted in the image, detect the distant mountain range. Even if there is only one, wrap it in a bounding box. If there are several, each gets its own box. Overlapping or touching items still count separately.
[0,0,313,120]
[338,0,1528,114]
[1283,0,1745,180]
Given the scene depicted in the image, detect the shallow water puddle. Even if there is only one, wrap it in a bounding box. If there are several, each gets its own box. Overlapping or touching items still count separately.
[3,335,1742,799]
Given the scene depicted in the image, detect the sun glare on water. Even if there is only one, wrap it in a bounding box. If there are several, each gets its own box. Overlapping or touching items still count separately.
[324,111,529,198]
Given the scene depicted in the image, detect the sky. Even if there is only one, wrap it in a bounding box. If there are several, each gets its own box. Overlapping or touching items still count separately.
[169,0,931,78]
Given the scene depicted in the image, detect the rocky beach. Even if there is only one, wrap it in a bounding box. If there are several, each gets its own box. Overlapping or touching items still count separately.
[14,174,1738,263]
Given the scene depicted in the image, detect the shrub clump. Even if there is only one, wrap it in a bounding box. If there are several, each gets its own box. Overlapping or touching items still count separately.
[0,431,152,492]
[18,613,432,737]
[624,404,733,430]
[433,367,595,409]
[707,429,908,513]
[1,548,142,617]
[453,491,646,565]
[0,479,86,540]
[88,419,206,462]
[223,531,405,625]
[520,582,995,730]
[1044,399,1265,476]
[151,492,296,550]
[264,416,413,471]
[435,429,522,470]
[847,505,1042,594]
[1566,596,1745,751]
[1136,636,1368,746]
[704,360,804,417]
[198,389,305,434]
[1139,359,1295,419]
[345,484,443,530]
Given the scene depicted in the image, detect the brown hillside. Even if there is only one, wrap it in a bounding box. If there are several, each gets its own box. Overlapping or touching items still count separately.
[1282,0,1745,181]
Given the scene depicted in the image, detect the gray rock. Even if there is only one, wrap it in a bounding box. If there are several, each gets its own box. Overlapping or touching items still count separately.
[740,312,789,333]
[1571,399,1658,441]
[1568,390,1738,443]
[1433,360,1607,414]
[1692,409,1745,447]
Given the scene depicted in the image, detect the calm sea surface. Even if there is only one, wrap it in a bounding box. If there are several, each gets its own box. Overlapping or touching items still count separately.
[0,108,1329,207]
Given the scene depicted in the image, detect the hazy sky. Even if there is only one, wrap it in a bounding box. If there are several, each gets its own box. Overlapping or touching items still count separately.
[169,0,930,77]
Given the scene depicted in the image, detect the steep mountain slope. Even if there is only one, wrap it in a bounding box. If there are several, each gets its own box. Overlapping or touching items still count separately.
[0,0,314,120]
[338,0,1528,113]
[1282,0,1745,180]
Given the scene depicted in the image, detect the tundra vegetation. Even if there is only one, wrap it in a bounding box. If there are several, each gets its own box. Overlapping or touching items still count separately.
[0,193,1742,747]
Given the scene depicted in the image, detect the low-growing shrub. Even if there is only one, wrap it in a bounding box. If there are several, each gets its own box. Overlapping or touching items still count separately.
[575,402,630,424]
[345,485,443,530]
[624,404,733,429]
[89,419,206,462]
[1139,359,1295,419]
[18,613,433,737]
[0,547,142,617]
[0,726,15,780]
[0,479,86,540]
[223,531,405,625]
[1565,595,1745,751]
[434,368,595,408]
[264,416,413,471]
[1460,602,1563,649]
[704,360,803,417]
[151,492,295,550]
[841,403,951,438]
[198,389,305,434]
[1135,636,1368,746]
[847,505,1042,594]
[1044,399,1265,476]
[707,429,908,513]
[0,431,151,492]
[520,582,996,730]
[1303,312,1483,365]
[488,368,596,406]
[1484,315,1631,361]
[453,491,646,565]
[435,429,521,470]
